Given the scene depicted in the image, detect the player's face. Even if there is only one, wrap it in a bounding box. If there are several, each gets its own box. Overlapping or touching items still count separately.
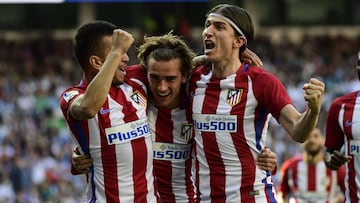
[202,16,237,62]
[147,57,186,109]
[102,36,130,86]
[303,128,324,156]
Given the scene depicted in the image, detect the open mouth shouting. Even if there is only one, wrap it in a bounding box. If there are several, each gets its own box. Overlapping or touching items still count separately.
[204,40,215,54]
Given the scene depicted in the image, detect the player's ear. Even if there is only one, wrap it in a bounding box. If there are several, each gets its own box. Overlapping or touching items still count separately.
[233,36,245,48]
[181,72,189,83]
[89,55,103,69]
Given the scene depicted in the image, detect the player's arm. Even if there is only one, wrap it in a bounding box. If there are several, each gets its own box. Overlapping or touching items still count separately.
[324,93,351,170]
[278,78,325,143]
[70,29,134,120]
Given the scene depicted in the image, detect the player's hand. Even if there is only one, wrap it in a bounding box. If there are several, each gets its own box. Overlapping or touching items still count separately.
[303,78,325,114]
[324,150,351,170]
[193,55,209,66]
[72,148,93,174]
[112,29,134,54]
[256,147,277,173]
[240,48,263,67]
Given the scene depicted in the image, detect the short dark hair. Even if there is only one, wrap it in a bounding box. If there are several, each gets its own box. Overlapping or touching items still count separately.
[73,20,117,70]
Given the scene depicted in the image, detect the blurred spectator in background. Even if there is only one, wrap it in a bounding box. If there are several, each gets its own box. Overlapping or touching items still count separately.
[0,169,16,203]
[277,127,345,203]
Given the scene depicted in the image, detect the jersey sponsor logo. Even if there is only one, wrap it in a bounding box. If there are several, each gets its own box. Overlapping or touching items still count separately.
[349,140,360,155]
[153,142,191,161]
[227,89,242,106]
[63,90,79,102]
[105,118,150,144]
[99,107,114,114]
[130,90,147,107]
[192,114,237,132]
[180,124,193,141]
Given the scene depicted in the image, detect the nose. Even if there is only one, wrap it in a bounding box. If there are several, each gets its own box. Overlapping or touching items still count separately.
[122,53,129,63]
[307,135,317,144]
[203,26,213,38]
[157,80,168,92]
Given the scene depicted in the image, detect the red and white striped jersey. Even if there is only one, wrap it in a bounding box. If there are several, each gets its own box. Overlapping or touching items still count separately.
[147,89,195,203]
[60,66,158,203]
[325,90,360,203]
[189,64,292,202]
[278,155,345,203]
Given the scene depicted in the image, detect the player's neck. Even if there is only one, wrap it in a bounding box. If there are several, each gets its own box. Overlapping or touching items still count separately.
[211,59,241,78]
[303,152,323,165]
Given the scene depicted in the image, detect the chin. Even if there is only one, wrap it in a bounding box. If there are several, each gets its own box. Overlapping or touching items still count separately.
[156,101,167,107]
[308,149,321,156]
[154,100,169,109]
[112,78,124,86]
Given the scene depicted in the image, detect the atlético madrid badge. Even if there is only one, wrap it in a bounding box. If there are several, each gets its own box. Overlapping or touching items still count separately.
[130,90,147,107]
[180,124,193,141]
[227,89,242,106]
[63,90,79,102]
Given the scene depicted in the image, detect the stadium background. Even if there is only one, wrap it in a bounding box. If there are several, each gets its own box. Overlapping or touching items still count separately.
[0,0,359,202]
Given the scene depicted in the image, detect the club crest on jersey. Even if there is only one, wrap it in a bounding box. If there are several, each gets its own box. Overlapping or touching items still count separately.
[180,124,193,141]
[227,89,242,106]
[63,90,79,102]
[130,90,147,107]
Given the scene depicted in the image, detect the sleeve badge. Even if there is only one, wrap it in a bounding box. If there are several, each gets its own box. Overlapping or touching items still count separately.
[63,90,79,102]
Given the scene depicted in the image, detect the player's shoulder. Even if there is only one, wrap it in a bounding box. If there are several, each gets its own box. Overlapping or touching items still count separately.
[329,91,359,111]
[192,65,210,74]
[126,64,144,71]
[333,91,359,103]
[125,64,147,84]
[281,155,302,169]
[243,64,271,76]
[59,86,84,114]
[60,85,84,101]
[244,65,281,86]
[125,64,146,75]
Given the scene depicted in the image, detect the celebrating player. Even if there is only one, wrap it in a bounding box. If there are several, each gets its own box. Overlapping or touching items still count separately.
[189,4,324,202]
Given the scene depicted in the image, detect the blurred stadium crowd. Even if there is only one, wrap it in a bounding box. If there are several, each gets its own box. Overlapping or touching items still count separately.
[0,30,359,202]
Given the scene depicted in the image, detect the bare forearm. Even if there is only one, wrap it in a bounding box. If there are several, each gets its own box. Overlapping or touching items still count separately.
[291,108,319,143]
[71,51,123,119]
[83,52,122,110]
[70,29,134,120]
[281,78,324,143]
[279,105,319,143]
[290,77,324,142]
